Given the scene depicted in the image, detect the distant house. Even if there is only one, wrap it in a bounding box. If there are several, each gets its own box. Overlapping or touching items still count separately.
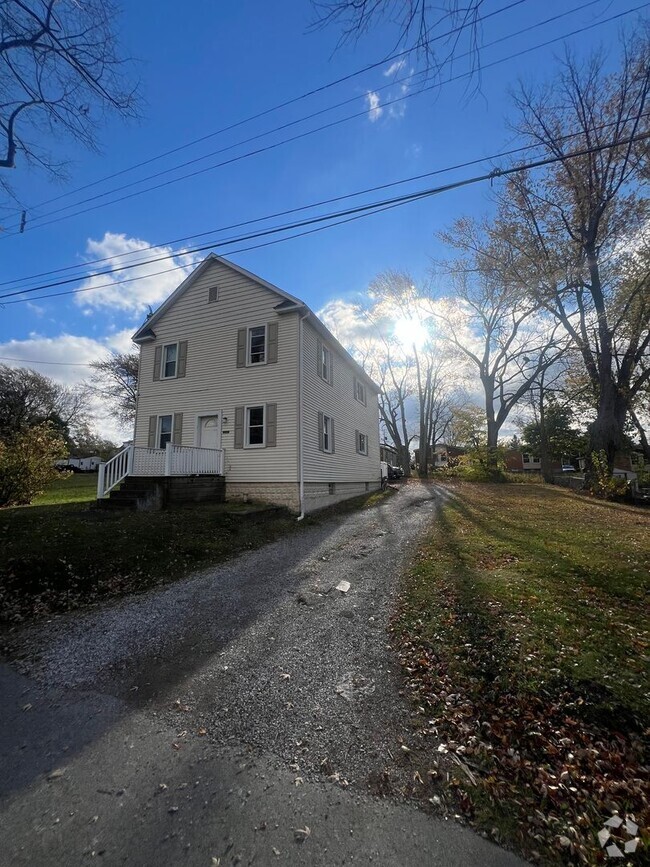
[56,456,102,472]
[97,254,381,513]
[505,451,542,472]
[379,441,399,465]
[414,444,464,469]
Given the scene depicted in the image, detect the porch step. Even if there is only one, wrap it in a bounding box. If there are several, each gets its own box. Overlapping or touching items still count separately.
[95,474,226,510]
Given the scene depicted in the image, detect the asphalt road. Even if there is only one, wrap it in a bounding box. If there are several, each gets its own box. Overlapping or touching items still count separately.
[0,481,528,866]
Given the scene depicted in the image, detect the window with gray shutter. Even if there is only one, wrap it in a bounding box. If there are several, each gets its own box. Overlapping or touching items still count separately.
[173,413,183,445]
[153,346,162,381]
[266,403,277,447]
[236,330,247,368]
[148,415,157,448]
[267,322,278,364]
[177,341,188,378]
[234,406,244,448]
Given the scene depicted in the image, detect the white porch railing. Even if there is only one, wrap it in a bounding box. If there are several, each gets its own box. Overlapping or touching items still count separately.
[97,444,225,498]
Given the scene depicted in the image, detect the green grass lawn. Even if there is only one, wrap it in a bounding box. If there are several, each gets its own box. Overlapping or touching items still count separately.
[33,472,98,505]
[0,477,393,627]
[395,482,649,866]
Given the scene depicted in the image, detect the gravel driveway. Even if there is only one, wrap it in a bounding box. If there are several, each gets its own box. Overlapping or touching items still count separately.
[0,481,527,866]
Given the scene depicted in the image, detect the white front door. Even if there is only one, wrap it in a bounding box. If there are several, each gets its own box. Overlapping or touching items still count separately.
[198,414,222,449]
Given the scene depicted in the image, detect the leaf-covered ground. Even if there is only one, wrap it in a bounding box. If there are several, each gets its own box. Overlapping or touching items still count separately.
[393,482,649,866]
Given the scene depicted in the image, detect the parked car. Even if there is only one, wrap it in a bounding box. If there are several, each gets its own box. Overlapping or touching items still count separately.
[561,464,576,472]
[387,465,404,480]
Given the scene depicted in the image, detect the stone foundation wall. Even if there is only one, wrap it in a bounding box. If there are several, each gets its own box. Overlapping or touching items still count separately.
[303,480,380,513]
[226,482,301,512]
[225,480,381,513]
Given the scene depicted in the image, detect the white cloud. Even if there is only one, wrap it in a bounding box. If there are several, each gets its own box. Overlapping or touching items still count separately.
[0,333,134,442]
[365,91,383,123]
[74,232,201,314]
[384,59,406,77]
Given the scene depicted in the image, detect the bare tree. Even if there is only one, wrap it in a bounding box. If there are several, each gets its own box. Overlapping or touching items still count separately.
[0,0,138,194]
[485,35,650,473]
[313,0,484,66]
[89,350,138,427]
[0,363,89,442]
[433,248,568,465]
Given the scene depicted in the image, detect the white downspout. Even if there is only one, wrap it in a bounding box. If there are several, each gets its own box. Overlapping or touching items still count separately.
[297,312,308,520]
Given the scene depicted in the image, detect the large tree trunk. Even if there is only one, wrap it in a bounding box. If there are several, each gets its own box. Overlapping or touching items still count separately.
[587,379,628,475]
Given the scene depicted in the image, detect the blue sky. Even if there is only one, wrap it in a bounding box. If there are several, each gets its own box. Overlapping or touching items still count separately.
[0,0,643,438]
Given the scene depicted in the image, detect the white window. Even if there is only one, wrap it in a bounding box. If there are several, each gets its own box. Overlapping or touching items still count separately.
[162,343,178,379]
[246,405,265,447]
[248,326,266,365]
[158,415,173,448]
[357,431,368,455]
[321,344,331,382]
[354,379,366,405]
[523,453,530,463]
[323,414,332,453]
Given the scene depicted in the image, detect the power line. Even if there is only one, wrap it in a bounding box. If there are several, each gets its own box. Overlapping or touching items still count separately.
[2,109,646,298]
[6,0,528,220]
[0,355,95,366]
[5,0,632,236]
[3,129,647,308]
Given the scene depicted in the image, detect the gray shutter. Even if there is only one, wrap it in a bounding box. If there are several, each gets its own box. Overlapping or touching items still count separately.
[208,286,218,303]
[153,346,162,381]
[316,338,322,379]
[330,418,335,453]
[318,411,324,452]
[173,413,183,445]
[267,322,278,364]
[265,403,277,447]
[234,406,244,449]
[148,415,157,448]
[355,429,359,454]
[177,340,188,378]
[236,329,247,368]
[328,350,333,385]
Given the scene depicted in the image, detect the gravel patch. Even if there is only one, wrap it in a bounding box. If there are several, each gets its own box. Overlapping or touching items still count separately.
[10,481,453,793]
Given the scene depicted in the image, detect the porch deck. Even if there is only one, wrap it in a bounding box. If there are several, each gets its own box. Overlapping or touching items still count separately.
[98,443,225,499]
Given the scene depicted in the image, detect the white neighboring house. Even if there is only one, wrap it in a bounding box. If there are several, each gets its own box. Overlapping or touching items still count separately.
[57,456,102,472]
[98,254,381,513]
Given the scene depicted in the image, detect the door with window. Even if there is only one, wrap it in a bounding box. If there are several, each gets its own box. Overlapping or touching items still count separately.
[198,413,222,450]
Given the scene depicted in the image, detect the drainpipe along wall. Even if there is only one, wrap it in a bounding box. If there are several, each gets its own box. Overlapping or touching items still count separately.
[297,312,308,520]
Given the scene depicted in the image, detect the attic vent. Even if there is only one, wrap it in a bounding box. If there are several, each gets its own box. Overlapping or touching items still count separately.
[208,286,219,303]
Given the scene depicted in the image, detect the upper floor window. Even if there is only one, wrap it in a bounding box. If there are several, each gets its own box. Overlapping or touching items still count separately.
[356,431,368,455]
[354,378,366,405]
[162,343,178,379]
[249,326,266,365]
[321,344,331,382]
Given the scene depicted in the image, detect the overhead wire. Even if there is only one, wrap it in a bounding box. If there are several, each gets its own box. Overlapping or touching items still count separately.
[4,0,529,220]
[3,0,631,236]
[2,129,647,309]
[1,109,647,298]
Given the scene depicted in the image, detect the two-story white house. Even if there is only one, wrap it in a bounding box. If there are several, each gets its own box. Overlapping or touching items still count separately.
[97,254,381,514]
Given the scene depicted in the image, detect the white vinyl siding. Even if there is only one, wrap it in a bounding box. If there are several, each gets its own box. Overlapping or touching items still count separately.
[302,320,380,484]
[134,258,299,483]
